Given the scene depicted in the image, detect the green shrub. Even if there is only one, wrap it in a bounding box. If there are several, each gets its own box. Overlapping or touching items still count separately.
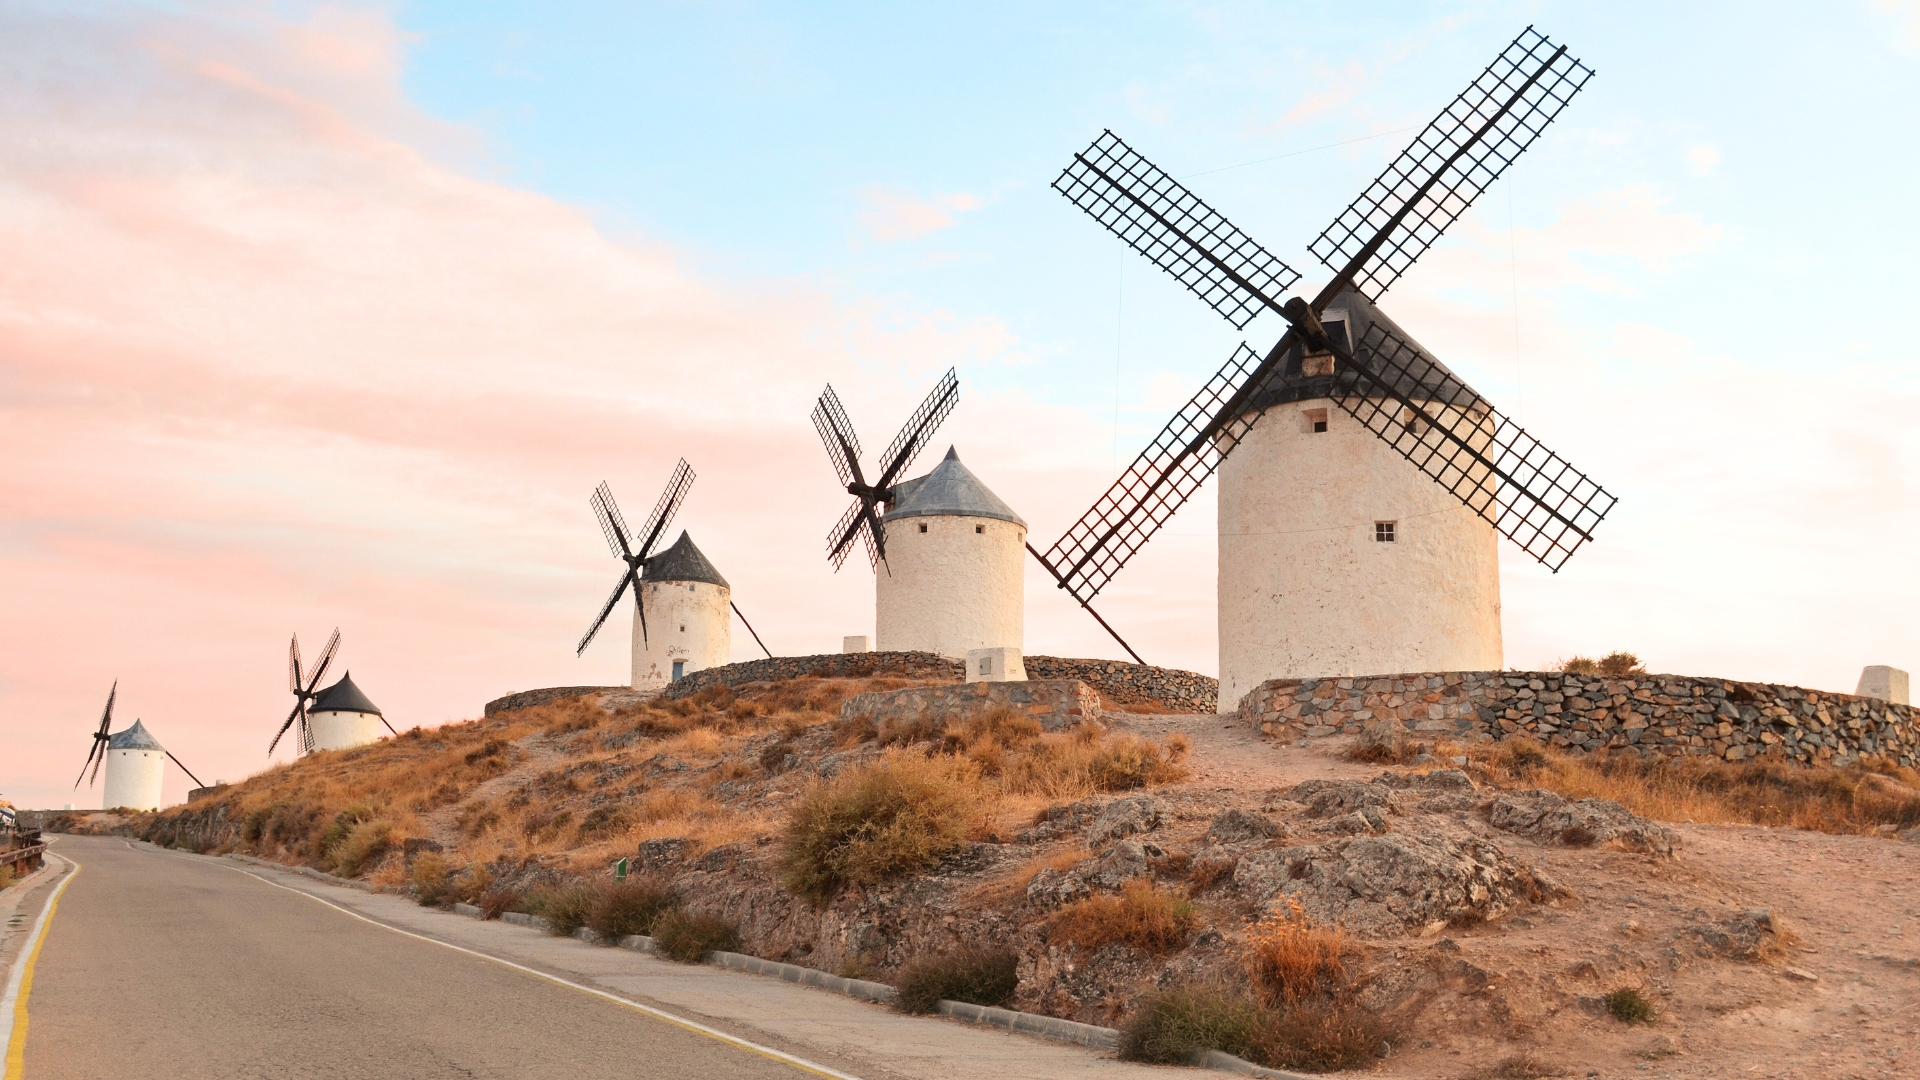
[780,751,982,902]
[529,881,599,936]
[1605,987,1655,1024]
[1119,988,1260,1065]
[895,945,1018,1014]
[652,910,740,963]
[587,878,680,940]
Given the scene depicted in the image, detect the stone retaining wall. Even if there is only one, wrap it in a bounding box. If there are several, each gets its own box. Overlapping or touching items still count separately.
[484,685,627,718]
[840,679,1104,734]
[1239,670,1919,768]
[660,652,963,699]
[1024,657,1218,714]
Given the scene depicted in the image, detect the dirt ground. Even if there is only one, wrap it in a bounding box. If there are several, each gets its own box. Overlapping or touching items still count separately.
[1117,709,1920,1079]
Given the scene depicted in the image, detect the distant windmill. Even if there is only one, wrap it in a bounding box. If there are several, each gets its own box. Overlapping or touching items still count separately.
[811,368,959,572]
[1036,27,1617,701]
[577,460,771,687]
[273,629,340,755]
[77,682,203,810]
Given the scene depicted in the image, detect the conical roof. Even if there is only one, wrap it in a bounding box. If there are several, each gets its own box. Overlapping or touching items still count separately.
[642,530,729,588]
[883,447,1026,527]
[312,672,382,716]
[1237,283,1482,416]
[107,719,164,752]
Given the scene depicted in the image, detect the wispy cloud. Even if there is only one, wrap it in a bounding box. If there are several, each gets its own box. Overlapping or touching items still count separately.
[857,186,982,241]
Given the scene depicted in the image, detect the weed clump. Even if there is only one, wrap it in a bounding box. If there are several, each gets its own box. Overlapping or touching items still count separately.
[780,751,984,902]
[477,885,524,920]
[1605,986,1655,1024]
[529,881,599,937]
[1049,879,1195,954]
[1119,987,1260,1064]
[410,852,456,906]
[324,808,394,878]
[1244,899,1348,1006]
[894,945,1018,1014]
[586,878,680,940]
[652,910,740,963]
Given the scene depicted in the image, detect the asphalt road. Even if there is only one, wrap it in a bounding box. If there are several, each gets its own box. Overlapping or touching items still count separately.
[19,836,845,1079]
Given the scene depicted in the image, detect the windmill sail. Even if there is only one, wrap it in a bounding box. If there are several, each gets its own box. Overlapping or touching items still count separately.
[1039,26,1601,604]
[812,369,959,572]
[577,461,693,654]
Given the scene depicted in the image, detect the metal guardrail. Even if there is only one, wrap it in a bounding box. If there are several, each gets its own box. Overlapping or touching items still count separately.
[1,842,48,873]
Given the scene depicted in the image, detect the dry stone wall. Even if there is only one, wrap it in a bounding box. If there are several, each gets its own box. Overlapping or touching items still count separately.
[840,680,1104,734]
[1239,670,1919,769]
[1023,657,1218,714]
[660,652,963,699]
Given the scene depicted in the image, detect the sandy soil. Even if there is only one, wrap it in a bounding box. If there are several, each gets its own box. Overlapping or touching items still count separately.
[1110,710,1920,1080]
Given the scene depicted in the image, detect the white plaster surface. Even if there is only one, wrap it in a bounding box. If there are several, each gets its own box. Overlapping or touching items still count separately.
[1217,397,1502,709]
[842,635,871,653]
[876,515,1024,659]
[966,647,1027,683]
[1857,666,1911,706]
[308,710,385,752]
[102,748,164,811]
[632,580,730,691]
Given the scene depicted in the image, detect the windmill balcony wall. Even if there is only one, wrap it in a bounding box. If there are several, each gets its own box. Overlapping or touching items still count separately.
[1237,670,1920,768]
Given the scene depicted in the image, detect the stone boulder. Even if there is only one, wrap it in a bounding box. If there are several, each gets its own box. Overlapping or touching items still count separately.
[635,837,690,870]
[1487,789,1677,857]
[1207,808,1283,846]
[1233,833,1562,937]
[1025,838,1164,910]
[1688,909,1790,960]
[1289,779,1393,818]
[1086,796,1164,847]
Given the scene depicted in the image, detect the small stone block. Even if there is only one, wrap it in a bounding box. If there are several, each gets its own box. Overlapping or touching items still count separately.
[1856,666,1910,706]
[966,646,1027,683]
[841,635,871,654]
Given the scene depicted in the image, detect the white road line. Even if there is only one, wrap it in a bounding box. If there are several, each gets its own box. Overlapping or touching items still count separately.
[219,861,867,1080]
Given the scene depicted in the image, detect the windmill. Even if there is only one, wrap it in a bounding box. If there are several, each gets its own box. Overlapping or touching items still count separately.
[273,629,340,755]
[577,460,695,656]
[1035,27,1617,698]
[77,682,204,809]
[811,368,959,572]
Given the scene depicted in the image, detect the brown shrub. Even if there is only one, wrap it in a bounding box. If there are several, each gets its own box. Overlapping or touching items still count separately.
[1248,994,1396,1072]
[410,852,456,906]
[780,751,986,901]
[652,909,740,962]
[586,878,680,940]
[1049,879,1196,953]
[1597,652,1646,676]
[1555,657,1599,675]
[477,885,524,920]
[1244,899,1349,1007]
[894,945,1018,1014]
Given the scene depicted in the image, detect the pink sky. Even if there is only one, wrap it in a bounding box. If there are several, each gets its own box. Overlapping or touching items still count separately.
[4,6,1914,809]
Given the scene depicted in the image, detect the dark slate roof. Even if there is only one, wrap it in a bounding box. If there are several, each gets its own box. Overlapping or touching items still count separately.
[312,672,382,716]
[642,530,729,588]
[883,447,1027,527]
[1236,284,1483,415]
[107,719,164,752]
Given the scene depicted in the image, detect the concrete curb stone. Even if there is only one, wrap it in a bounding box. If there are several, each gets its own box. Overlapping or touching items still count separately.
[934,999,1118,1050]
[1190,1048,1318,1080]
[227,852,377,892]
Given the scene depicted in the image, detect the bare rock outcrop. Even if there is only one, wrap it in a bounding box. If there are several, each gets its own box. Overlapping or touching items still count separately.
[1233,833,1563,936]
[1488,789,1677,857]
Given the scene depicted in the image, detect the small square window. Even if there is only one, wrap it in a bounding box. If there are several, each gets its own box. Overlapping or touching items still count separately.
[1303,407,1329,434]
[974,524,984,534]
[918,522,928,533]
[1375,522,1396,543]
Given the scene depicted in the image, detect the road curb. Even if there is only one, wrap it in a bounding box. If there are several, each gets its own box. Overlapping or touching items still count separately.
[226,852,377,891]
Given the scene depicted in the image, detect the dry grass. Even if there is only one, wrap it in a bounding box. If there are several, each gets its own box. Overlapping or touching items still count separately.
[1460,1053,1566,1080]
[958,844,1092,907]
[1244,899,1350,1007]
[781,750,988,901]
[1049,878,1196,953]
[1118,985,1394,1073]
[586,877,680,940]
[1475,737,1920,835]
[652,909,740,962]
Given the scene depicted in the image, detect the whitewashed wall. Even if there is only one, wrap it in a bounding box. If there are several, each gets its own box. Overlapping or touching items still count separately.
[309,710,386,752]
[876,515,1024,658]
[633,580,731,690]
[102,747,165,811]
[1216,397,1502,709]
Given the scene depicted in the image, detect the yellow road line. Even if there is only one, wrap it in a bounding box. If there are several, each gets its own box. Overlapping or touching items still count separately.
[2,855,78,1080]
[224,865,865,1080]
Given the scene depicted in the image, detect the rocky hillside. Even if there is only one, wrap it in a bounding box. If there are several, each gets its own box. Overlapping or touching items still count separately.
[73,665,1920,1078]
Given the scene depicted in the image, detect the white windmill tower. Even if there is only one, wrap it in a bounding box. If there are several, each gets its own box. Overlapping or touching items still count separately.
[810,371,1030,661]
[1034,28,1617,709]
[577,461,770,689]
[272,630,396,755]
[76,683,204,811]
[308,672,390,750]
